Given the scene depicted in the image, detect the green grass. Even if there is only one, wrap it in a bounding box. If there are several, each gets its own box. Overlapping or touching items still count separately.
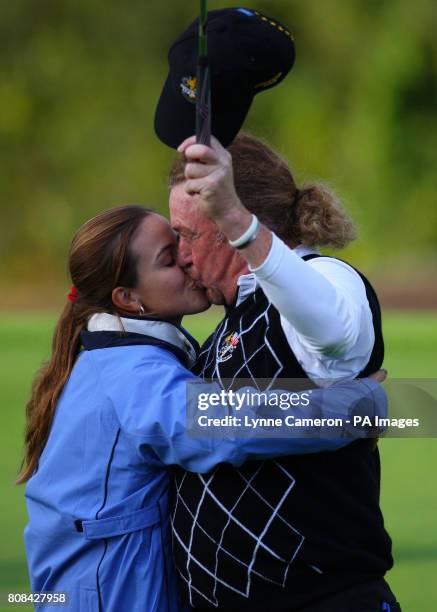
[0,309,436,610]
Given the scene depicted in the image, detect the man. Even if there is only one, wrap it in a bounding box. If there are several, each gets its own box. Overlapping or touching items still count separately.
[168,133,400,611]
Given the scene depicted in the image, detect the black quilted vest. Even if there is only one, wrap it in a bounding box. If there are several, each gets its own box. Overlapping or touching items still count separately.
[172,256,392,611]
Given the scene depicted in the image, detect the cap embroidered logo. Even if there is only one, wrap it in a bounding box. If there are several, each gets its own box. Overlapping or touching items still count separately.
[180,76,198,103]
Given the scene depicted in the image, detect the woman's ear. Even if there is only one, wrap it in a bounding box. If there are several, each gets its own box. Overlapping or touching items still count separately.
[111,287,141,314]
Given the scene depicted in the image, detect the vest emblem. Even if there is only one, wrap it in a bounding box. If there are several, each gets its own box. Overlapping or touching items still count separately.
[217,332,240,362]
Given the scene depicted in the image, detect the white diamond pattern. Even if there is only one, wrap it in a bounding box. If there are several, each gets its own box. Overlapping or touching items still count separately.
[172,299,304,606]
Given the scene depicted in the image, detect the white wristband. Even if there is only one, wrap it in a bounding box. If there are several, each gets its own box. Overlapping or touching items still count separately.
[229,214,261,249]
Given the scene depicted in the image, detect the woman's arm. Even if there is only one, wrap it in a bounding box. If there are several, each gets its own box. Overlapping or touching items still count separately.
[102,350,386,473]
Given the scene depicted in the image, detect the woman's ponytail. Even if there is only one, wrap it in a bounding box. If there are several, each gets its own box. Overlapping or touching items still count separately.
[16,302,85,483]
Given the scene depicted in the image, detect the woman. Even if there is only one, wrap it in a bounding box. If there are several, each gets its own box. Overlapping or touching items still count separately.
[18,206,386,612]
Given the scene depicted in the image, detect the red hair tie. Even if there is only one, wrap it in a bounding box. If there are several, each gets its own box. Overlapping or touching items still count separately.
[67,285,79,302]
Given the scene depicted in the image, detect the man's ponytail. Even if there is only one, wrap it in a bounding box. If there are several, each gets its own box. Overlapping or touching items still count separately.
[292,182,356,248]
[169,133,357,250]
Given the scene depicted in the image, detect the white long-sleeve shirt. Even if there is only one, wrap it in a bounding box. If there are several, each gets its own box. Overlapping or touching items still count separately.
[238,234,375,385]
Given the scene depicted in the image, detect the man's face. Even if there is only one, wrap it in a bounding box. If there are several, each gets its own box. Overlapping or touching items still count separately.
[169,182,237,305]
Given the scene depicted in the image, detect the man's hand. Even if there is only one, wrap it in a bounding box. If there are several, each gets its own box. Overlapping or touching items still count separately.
[177,134,273,268]
[178,135,247,224]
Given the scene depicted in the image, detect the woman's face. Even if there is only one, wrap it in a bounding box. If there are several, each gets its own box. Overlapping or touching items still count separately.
[124,213,210,321]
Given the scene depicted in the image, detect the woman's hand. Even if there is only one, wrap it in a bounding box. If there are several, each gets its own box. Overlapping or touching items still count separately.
[369,369,388,384]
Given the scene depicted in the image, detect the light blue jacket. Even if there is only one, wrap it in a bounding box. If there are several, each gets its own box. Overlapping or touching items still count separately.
[24,316,386,611]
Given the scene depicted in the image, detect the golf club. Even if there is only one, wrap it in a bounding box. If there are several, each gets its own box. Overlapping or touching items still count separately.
[196,0,211,146]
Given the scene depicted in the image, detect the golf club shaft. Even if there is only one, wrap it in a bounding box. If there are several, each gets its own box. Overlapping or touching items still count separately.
[196,0,211,146]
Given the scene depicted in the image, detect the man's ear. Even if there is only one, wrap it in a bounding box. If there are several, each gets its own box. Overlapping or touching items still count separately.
[111,287,140,314]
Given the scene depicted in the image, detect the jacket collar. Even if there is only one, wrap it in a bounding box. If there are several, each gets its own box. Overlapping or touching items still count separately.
[83,313,199,368]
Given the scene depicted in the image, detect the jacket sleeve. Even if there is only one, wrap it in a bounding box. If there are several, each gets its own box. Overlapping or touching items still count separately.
[102,351,386,473]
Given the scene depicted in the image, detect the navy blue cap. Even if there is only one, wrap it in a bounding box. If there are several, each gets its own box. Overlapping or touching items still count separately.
[154,7,295,148]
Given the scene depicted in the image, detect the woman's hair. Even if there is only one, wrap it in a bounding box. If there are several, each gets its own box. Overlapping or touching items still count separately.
[17,205,152,483]
[169,132,356,249]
